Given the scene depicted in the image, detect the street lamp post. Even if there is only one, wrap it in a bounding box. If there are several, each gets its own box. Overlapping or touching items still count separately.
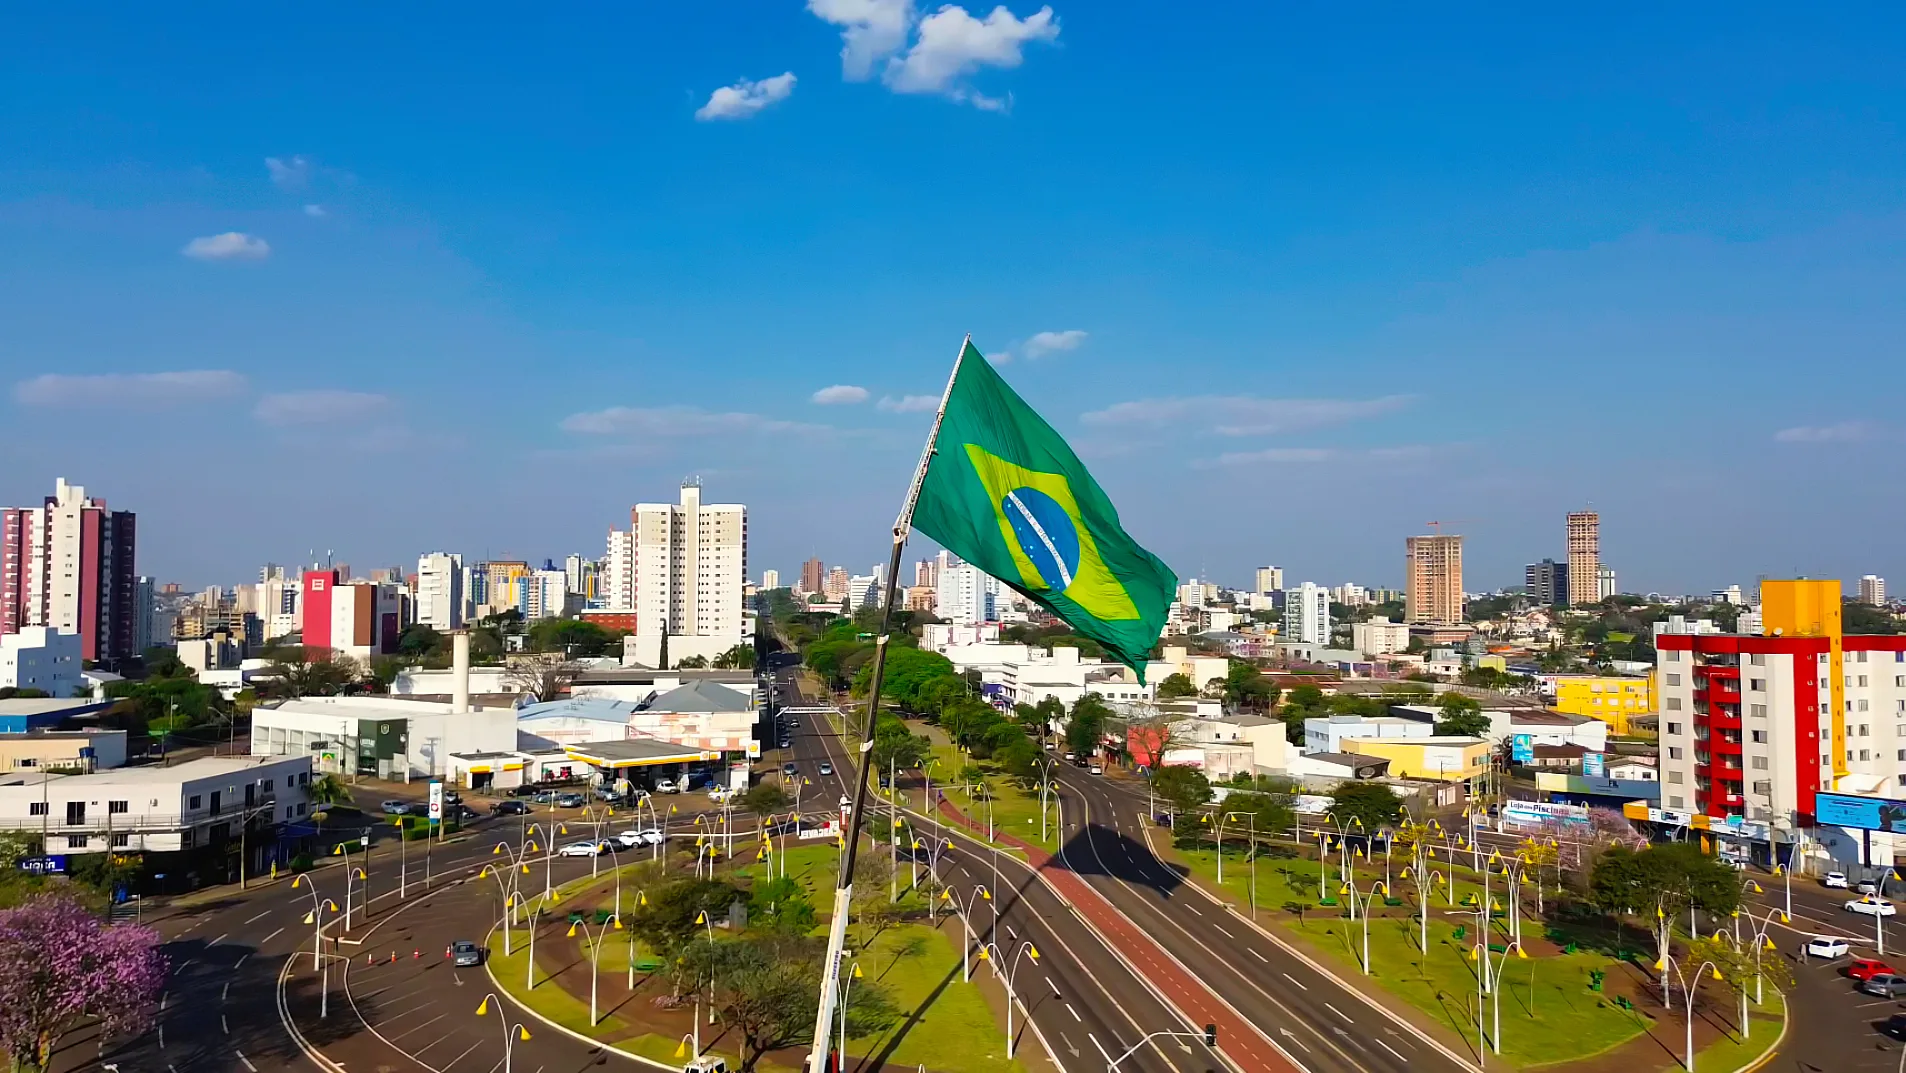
[836,955,863,1064]
[979,941,1041,1059]
[473,995,532,1073]
[288,876,339,1018]
[1655,954,1725,1073]
[1470,935,1526,1055]
[566,914,623,1025]
[1341,879,1390,974]
[477,863,526,955]
[939,885,994,981]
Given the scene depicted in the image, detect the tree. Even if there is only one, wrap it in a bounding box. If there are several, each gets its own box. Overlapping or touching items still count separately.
[524,619,623,658]
[259,647,361,699]
[1155,673,1197,700]
[1590,842,1744,1002]
[746,878,817,937]
[738,782,790,817]
[1128,712,1180,769]
[1221,661,1276,710]
[675,655,710,669]
[0,894,166,1072]
[0,688,48,700]
[395,623,445,661]
[708,937,894,1072]
[1150,764,1212,818]
[1434,692,1491,736]
[502,657,581,703]
[1325,782,1403,831]
[308,774,352,808]
[869,730,931,775]
[713,645,757,669]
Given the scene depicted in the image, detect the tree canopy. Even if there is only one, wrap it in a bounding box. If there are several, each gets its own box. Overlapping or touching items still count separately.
[1325,781,1403,831]
[1150,764,1212,817]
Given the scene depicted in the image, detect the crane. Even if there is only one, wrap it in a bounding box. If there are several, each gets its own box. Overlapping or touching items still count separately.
[1424,519,1473,535]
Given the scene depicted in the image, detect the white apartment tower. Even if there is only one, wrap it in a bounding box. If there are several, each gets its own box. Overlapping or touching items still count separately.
[634,481,747,646]
[1283,582,1331,645]
[1861,575,1888,605]
[935,562,998,623]
[761,569,780,591]
[1254,566,1284,596]
[415,552,466,630]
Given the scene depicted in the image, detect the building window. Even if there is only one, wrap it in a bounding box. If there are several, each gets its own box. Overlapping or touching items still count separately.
[28,802,46,816]
[1862,724,1872,735]
[189,795,202,810]
[1668,747,1684,760]
[1667,722,1683,736]
[66,835,87,849]
[1667,673,1682,686]
[1750,654,1766,666]
[1750,704,1767,718]
[1751,730,1767,744]
[1861,675,1871,687]
[1667,698,1683,711]
[1862,750,1873,761]
[1668,770,1684,784]
[111,833,130,848]
[1668,795,1685,809]
[1749,679,1766,691]
[1752,756,1769,769]
[108,800,128,814]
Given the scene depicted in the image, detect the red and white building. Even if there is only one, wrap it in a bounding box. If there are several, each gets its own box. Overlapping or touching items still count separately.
[0,479,138,666]
[1655,632,1906,826]
[299,569,405,664]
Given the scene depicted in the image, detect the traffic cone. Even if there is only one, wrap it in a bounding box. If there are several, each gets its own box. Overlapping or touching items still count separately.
[445,946,453,958]
[413,949,421,959]
[365,952,374,966]
[389,951,397,964]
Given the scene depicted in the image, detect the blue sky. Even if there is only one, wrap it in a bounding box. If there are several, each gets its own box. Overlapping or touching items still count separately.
[3,4,1904,596]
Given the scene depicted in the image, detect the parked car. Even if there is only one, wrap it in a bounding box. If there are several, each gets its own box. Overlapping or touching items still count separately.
[616,828,664,848]
[1859,879,1881,895]
[558,840,607,857]
[1805,936,1851,958]
[491,800,531,816]
[450,940,483,967]
[531,790,560,804]
[1863,973,1906,998]
[818,762,834,776]
[1846,897,1898,917]
[1824,871,1850,889]
[709,787,737,803]
[1886,1012,1906,1040]
[654,779,680,794]
[441,790,462,806]
[1848,958,1897,981]
[1089,764,1104,775]
[782,763,799,777]
[555,793,587,809]
[380,800,412,815]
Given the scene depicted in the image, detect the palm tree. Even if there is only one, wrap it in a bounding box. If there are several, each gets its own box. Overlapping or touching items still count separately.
[308,773,352,808]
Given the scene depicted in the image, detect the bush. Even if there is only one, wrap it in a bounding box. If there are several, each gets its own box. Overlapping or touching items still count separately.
[290,854,314,873]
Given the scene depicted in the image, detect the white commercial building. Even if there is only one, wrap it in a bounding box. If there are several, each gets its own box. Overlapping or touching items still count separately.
[1387,704,1609,752]
[416,552,466,630]
[936,561,999,624]
[0,627,82,697]
[1255,566,1284,595]
[1283,582,1330,645]
[0,755,312,864]
[1303,714,1434,754]
[1352,618,1411,657]
[250,696,516,780]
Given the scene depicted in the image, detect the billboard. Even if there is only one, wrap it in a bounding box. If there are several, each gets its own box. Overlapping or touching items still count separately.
[1582,752,1605,778]
[1511,734,1534,764]
[1815,791,1906,833]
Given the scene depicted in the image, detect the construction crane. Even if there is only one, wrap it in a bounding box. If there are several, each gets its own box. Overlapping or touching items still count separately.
[1424,519,1473,535]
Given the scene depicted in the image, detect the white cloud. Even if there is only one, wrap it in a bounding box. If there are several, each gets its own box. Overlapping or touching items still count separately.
[811,384,870,405]
[987,349,1012,365]
[1774,421,1878,443]
[1023,329,1087,358]
[265,155,310,190]
[696,72,798,121]
[303,204,326,217]
[253,390,391,426]
[13,370,248,408]
[1209,447,1339,466]
[181,232,270,260]
[884,4,1059,107]
[560,405,831,438]
[1080,394,1413,436]
[808,0,916,80]
[877,394,939,412]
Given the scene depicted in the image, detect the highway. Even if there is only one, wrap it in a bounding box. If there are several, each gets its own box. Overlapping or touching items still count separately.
[1043,761,1478,1073]
[775,665,1236,1073]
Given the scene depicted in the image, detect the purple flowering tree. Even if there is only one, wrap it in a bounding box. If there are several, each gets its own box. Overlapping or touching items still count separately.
[0,894,167,1072]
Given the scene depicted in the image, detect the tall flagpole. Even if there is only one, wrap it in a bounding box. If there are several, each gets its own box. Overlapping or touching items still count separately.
[806,335,969,1073]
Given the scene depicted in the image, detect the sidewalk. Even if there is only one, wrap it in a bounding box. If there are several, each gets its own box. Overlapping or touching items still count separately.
[931,797,1304,1073]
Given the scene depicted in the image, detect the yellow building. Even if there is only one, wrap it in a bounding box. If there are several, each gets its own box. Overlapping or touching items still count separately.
[1350,736,1491,783]
[1549,675,1653,735]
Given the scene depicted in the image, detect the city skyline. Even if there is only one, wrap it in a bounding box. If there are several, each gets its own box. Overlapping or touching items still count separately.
[7,6,1905,592]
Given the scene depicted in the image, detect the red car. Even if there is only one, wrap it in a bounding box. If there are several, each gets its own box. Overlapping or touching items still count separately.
[1849,958,1897,981]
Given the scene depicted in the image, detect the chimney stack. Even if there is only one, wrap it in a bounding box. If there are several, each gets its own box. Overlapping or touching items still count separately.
[452,629,471,714]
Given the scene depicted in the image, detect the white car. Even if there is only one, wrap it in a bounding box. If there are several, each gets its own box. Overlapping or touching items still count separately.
[1089,764,1104,775]
[1846,897,1897,917]
[709,787,737,803]
[1805,936,1851,959]
[558,840,607,858]
[1824,872,1850,889]
[654,779,680,794]
[1859,879,1882,896]
[615,828,664,848]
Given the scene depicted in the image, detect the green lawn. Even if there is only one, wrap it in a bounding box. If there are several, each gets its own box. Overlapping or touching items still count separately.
[1654,991,1784,1073]
[848,923,1032,1073]
[1172,842,1657,1068]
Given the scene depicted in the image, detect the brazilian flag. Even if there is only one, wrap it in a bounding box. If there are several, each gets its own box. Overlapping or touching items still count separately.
[911,339,1175,677]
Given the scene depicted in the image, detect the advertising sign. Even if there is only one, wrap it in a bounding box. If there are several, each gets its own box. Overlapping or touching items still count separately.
[1582,752,1605,778]
[428,780,444,823]
[1815,791,1906,832]
[797,820,842,841]
[17,855,67,875]
[1511,734,1534,764]
[1501,801,1589,828]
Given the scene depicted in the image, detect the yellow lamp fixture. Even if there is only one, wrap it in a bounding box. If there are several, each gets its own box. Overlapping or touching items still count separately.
[476,996,490,1015]
[1028,944,1040,961]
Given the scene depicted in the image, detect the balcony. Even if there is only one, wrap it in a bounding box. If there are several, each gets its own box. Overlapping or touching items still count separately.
[1720,792,1745,807]
[1710,684,1743,705]
[1710,735,1743,755]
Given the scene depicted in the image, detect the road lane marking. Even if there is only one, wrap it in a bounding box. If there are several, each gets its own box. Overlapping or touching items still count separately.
[262,927,283,944]
[1214,924,1234,938]
[222,983,230,1002]
[235,1051,257,1072]
[1182,903,1201,916]
[210,932,229,946]
[235,954,250,968]
[1282,973,1307,990]
[245,910,271,924]
[441,1039,484,1068]
[1066,1002,1081,1021]
[1377,1038,1406,1061]
[1326,1002,1353,1022]
[1250,949,1268,962]
[222,1015,229,1035]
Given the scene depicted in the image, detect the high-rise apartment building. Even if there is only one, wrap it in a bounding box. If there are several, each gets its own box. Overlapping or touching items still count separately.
[299,569,404,663]
[1565,510,1600,607]
[1525,558,1569,606]
[1860,575,1888,605]
[632,480,747,648]
[800,558,825,595]
[525,569,572,620]
[564,554,600,604]
[1596,565,1617,601]
[1254,566,1284,596]
[914,559,939,589]
[823,567,850,602]
[1282,582,1330,644]
[760,569,780,591]
[132,576,155,655]
[1404,534,1464,624]
[483,561,530,616]
[415,552,466,630]
[0,478,138,666]
[935,561,998,623]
